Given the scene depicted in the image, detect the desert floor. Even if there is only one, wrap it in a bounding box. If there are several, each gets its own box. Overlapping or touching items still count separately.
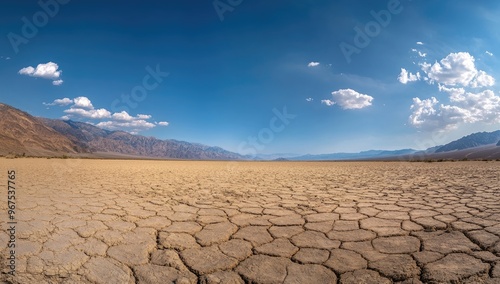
[1,159,500,283]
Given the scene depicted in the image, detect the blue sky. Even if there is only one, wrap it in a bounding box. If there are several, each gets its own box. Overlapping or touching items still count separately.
[1,0,499,155]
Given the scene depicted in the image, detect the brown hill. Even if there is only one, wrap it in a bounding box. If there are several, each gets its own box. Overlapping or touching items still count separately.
[39,118,243,160]
[0,103,83,156]
[0,102,242,159]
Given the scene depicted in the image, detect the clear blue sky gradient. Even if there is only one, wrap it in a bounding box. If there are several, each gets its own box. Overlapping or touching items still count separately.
[1,0,499,154]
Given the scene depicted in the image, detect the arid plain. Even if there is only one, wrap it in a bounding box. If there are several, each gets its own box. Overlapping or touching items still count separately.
[1,159,500,283]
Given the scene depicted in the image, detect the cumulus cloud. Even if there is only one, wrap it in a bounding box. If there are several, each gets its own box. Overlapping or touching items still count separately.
[416,42,424,45]
[18,62,63,85]
[73,96,94,109]
[137,114,152,120]
[44,96,169,133]
[438,84,465,100]
[409,90,500,131]
[321,99,335,106]
[323,89,373,109]
[96,120,156,133]
[409,97,473,131]
[64,108,112,119]
[420,52,494,88]
[43,97,73,106]
[306,98,313,102]
[112,111,134,121]
[486,51,493,56]
[402,51,498,131]
[308,62,320,67]
[398,68,421,84]
[111,111,153,122]
[470,70,495,88]
[449,90,500,123]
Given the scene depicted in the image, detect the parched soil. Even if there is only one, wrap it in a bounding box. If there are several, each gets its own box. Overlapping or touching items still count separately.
[1,159,499,283]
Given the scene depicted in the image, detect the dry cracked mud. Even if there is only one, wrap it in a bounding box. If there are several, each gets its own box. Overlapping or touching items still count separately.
[1,159,500,283]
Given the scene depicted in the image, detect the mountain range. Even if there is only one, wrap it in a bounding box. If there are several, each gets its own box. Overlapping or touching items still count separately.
[1,102,499,160]
[0,103,241,160]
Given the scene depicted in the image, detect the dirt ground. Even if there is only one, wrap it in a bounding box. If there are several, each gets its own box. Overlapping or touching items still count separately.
[1,158,499,283]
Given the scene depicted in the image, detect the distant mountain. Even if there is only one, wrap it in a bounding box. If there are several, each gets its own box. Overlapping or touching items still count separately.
[40,118,243,160]
[435,130,500,153]
[290,149,418,161]
[253,153,301,160]
[0,103,84,156]
[0,102,242,160]
[2,102,499,160]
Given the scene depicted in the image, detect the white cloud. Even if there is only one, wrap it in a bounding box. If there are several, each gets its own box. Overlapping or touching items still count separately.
[420,52,494,88]
[405,51,498,131]
[409,97,466,131]
[416,42,424,45]
[18,62,63,85]
[137,114,152,120]
[19,66,35,76]
[321,99,335,106]
[112,111,134,121]
[486,51,493,56]
[52,79,64,86]
[111,111,153,122]
[438,84,465,100]
[326,89,373,109]
[398,68,421,84]
[306,98,313,102]
[73,96,94,109]
[470,70,495,88]
[45,96,169,134]
[308,62,320,67]
[449,90,500,123]
[96,120,156,132]
[411,49,426,57]
[44,97,73,106]
[409,90,500,131]
[64,108,112,119]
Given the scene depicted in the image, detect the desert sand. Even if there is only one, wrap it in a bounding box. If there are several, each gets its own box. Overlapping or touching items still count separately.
[1,158,499,283]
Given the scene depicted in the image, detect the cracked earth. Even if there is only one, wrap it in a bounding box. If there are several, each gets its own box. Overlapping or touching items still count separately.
[1,159,500,283]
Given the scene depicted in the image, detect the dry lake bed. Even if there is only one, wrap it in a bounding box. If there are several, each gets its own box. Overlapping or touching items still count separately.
[1,159,500,283]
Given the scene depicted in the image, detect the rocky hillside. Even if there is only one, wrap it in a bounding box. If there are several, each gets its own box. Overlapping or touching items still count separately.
[0,103,83,156]
[435,130,500,152]
[0,102,242,160]
[39,118,242,160]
